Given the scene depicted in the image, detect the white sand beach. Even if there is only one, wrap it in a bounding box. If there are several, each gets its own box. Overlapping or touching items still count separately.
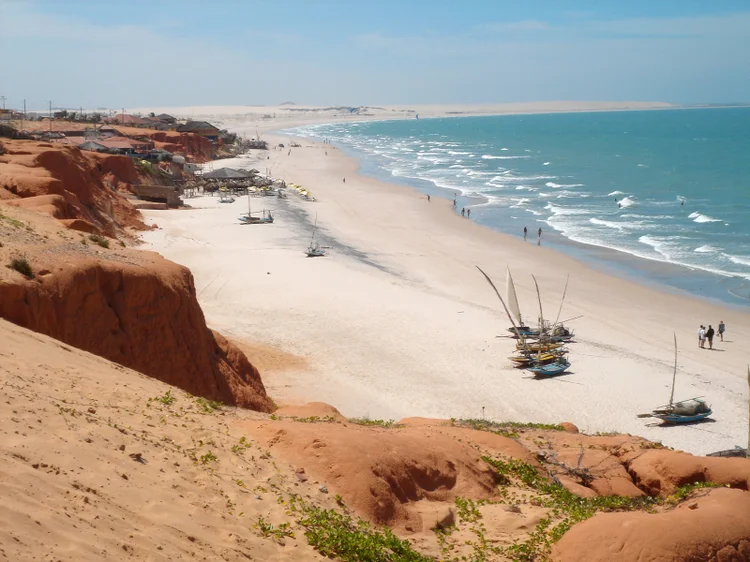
[141,106,749,456]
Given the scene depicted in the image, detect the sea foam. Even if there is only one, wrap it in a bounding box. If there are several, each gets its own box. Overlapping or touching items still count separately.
[689,212,721,223]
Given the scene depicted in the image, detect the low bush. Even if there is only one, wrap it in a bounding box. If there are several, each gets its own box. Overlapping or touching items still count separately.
[8,256,33,278]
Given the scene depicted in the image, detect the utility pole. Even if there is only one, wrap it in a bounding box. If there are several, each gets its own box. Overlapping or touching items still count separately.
[0,96,6,110]
[49,101,53,133]
[22,99,26,132]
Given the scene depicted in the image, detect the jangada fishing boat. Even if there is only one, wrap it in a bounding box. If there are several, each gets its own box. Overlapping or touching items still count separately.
[239,194,274,224]
[639,334,713,424]
[305,213,326,257]
[526,356,571,377]
[650,398,712,423]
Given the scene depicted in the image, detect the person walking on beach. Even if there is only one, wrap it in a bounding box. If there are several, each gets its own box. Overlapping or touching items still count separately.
[461,208,465,217]
[467,208,471,218]
[537,227,542,246]
[523,226,527,241]
[698,325,705,348]
[453,196,457,208]
[718,320,725,342]
[343,177,346,183]
[427,194,431,202]
[706,325,715,350]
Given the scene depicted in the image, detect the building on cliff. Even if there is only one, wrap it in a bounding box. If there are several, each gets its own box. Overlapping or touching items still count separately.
[107,113,152,127]
[157,113,177,124]
[176,121,221,142]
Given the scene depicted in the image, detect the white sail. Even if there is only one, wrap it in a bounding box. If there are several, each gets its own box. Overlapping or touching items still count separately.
[506,267,522,325]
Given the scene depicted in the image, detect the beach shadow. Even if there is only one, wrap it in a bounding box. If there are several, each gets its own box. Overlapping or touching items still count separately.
[523,371,582,384]
[645,417,716,428]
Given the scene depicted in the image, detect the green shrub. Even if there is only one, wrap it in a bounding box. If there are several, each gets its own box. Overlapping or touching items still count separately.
[8,256,33,278]
[88,234,109,248]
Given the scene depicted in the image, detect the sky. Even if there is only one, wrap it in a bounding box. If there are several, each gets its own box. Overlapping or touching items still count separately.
[1,0,749,111]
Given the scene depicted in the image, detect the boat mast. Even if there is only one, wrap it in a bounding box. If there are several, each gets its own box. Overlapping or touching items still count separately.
[552,274,570,328]
[531,275,544,334]
[309,213,318,247]
[668,333,678,407]
[531,275,544,362]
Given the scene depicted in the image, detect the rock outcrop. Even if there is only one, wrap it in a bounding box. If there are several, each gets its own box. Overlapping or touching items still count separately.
[244,417,537,531]
[551,488,750,562]
[149,132,215,162]
[0,206,272,411]
[625,448,750,495]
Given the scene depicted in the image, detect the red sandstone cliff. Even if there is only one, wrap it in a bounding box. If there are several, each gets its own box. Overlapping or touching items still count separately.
[149,132,215,162]
[0,206,272,412]
[0,140,148,236]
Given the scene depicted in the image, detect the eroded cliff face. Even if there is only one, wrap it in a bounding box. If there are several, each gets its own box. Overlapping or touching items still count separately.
[0,140,148,236]
[0,206,272,412]
[149,132,215,162]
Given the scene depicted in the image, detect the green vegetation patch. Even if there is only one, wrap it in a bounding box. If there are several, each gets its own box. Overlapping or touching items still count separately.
[456,418,564,439]
[349,417,398,428]
[483,455,723,560]
[88,234,110,248]
[7,255,33,278]
[299,504,431,562]
[194,397,223,413]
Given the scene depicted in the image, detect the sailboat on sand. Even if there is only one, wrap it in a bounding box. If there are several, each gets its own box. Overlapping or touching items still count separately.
[639,334,712,424]
[305,214,326,257]
[239,193,274,225]
[524,275,571,377]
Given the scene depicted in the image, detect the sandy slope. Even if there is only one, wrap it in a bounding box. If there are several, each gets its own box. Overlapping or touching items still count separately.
[0,318,328,562]
[140,110,749,456]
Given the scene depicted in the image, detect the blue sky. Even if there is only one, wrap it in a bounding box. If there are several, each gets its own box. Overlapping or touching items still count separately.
[1,0,749,110]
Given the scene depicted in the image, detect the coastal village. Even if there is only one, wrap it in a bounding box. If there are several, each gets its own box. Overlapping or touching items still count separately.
[1,103,750,562]
[0,108,274,209]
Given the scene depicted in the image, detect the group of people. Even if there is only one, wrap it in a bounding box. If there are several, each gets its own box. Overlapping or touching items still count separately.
[698,321,725,350]
[451,195,471,217]
[523,226,543,245]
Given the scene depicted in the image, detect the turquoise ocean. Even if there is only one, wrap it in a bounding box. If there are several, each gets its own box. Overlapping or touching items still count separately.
[286,108,750,306]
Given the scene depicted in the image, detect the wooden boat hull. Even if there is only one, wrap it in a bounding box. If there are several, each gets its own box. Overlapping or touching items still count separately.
[526,359,571,377]
[239,216,273,225]
[706,447,747,458]
[510,353,557,366]
[653,410,712,424]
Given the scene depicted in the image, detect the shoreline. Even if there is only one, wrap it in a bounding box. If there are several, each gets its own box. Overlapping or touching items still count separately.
[140,120,749,456]
[277,111,750,310]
